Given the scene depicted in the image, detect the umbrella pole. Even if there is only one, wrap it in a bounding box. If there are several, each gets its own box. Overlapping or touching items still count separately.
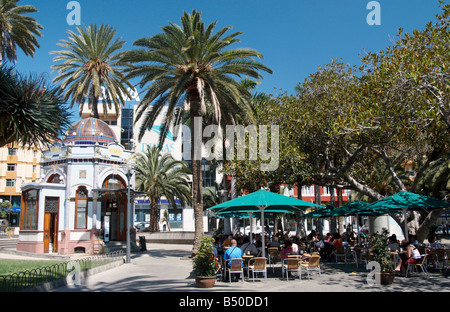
[403,208,409,242]
[356,215,360,245]
[248,212,253,243]
[258,206,267,258]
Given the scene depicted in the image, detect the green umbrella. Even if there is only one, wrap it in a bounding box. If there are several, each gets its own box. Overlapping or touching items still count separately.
[214,210,293,219]
[364,191,450,240]
[213,209,293,242]
[331,201,370,217]
[305,206,332,218]
[208,190,322,257]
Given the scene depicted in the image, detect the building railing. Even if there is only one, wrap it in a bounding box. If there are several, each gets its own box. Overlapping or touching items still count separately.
[0,250,124,292]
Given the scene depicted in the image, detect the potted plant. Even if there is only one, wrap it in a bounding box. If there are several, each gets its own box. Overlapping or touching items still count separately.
[193,236,217,288]
[370,230,395,285]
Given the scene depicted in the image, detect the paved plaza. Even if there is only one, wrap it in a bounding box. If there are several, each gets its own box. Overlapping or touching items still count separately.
[49,243,448,293]
[1,239,450,294]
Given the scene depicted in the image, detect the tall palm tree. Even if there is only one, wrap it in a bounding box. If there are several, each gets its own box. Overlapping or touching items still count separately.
[0,0,42,65]
[121,10,272,254]
[51,24,133,119]
[0,65,72,147]
[135,145,192,232]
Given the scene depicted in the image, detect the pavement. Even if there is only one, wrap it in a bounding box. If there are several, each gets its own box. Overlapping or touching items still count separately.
[1,238,450,295]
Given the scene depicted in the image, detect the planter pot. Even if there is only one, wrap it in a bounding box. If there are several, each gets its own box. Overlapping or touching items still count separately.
[195,276,216,288]
[375,272,395,285]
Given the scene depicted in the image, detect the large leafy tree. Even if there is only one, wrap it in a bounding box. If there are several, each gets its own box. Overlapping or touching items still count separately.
[121,10,272,255]
[0,0,42,65]
[135,145,192,232]
[51,24,133,119]
[0,65,72,147]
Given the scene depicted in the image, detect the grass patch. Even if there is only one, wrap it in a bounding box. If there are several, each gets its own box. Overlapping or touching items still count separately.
[0,260,68,276]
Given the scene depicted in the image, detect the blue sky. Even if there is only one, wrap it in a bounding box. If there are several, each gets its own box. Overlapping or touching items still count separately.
[12,0,446,122]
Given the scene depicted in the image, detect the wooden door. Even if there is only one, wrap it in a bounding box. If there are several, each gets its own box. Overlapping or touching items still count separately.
[43,212,58,253]
[43,212,51,253]
[44,197,59,253]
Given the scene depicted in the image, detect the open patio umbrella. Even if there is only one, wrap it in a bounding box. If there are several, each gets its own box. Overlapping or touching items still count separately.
[364,191,450,241]
[305,206,333,218]
[208,190,322,257]
[214,210,293,242]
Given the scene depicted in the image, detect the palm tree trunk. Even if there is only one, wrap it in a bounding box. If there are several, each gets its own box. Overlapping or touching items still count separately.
[189,86,204,256]
[150,199,159,232]
[91,92,100,119]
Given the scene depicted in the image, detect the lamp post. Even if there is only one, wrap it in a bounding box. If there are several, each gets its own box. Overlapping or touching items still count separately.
[125,162,133,263]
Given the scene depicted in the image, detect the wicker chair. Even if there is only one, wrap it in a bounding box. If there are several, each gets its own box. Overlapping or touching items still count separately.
[248,257,267,283]
[300,255,322,282]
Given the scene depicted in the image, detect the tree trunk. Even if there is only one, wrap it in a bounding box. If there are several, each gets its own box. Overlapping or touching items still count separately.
[189,86,204,256]
[314,184,322,234]
[91,94,100,119]
[149,199,159,232]
[296,179,306,239]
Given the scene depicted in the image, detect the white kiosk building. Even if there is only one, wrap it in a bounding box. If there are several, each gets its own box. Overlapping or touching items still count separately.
[17,118,135,254]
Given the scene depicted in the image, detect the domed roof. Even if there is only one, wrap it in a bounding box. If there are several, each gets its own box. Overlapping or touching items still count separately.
[63,118,117,145]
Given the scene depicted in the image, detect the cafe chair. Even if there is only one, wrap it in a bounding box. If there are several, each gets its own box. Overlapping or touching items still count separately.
[228,258,245,283]
[248,257,268,283]
[282,258,301,282]
[268,247,281,273]
[300,255,322,282]
[333,245,347,264]
[405,254,428,277]
[429,248,445,272]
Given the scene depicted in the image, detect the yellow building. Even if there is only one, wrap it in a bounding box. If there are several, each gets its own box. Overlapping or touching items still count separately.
[0,144,41,226]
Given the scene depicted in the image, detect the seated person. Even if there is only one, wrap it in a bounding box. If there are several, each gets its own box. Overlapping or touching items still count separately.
[395,240,422,276]
[280,239,294,259]
[222,235,233,248]
[409,234,419,247]
[428,235,442,249]
[331,233,343,247]
[223,239,243,267]
[240,237,259,255]
[267,236,281,249]
[388,234,400,252]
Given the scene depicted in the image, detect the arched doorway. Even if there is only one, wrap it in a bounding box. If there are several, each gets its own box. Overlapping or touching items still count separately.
[100,175,128,241]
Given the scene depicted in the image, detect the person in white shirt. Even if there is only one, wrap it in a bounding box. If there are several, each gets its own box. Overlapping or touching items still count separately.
[395,240,422,276]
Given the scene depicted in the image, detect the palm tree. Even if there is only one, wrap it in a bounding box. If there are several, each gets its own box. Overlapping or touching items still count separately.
[121,10,272,254]
[0,65,72,147]
[0,0,42,65]
[51,24,133,119]
[135,145,192,232]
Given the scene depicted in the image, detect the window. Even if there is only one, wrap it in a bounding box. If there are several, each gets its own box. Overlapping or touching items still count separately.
[32,165,37,173]
[8,148,17,156]
[7,164,16,172]
[6,179,15,187]
[21,189,39,230]
[75,187,88,229]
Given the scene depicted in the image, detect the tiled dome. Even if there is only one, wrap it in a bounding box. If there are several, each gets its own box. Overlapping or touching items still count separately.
[63,118,116,145]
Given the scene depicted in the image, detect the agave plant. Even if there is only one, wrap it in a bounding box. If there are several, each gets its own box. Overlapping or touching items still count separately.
[0,65,72,147]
